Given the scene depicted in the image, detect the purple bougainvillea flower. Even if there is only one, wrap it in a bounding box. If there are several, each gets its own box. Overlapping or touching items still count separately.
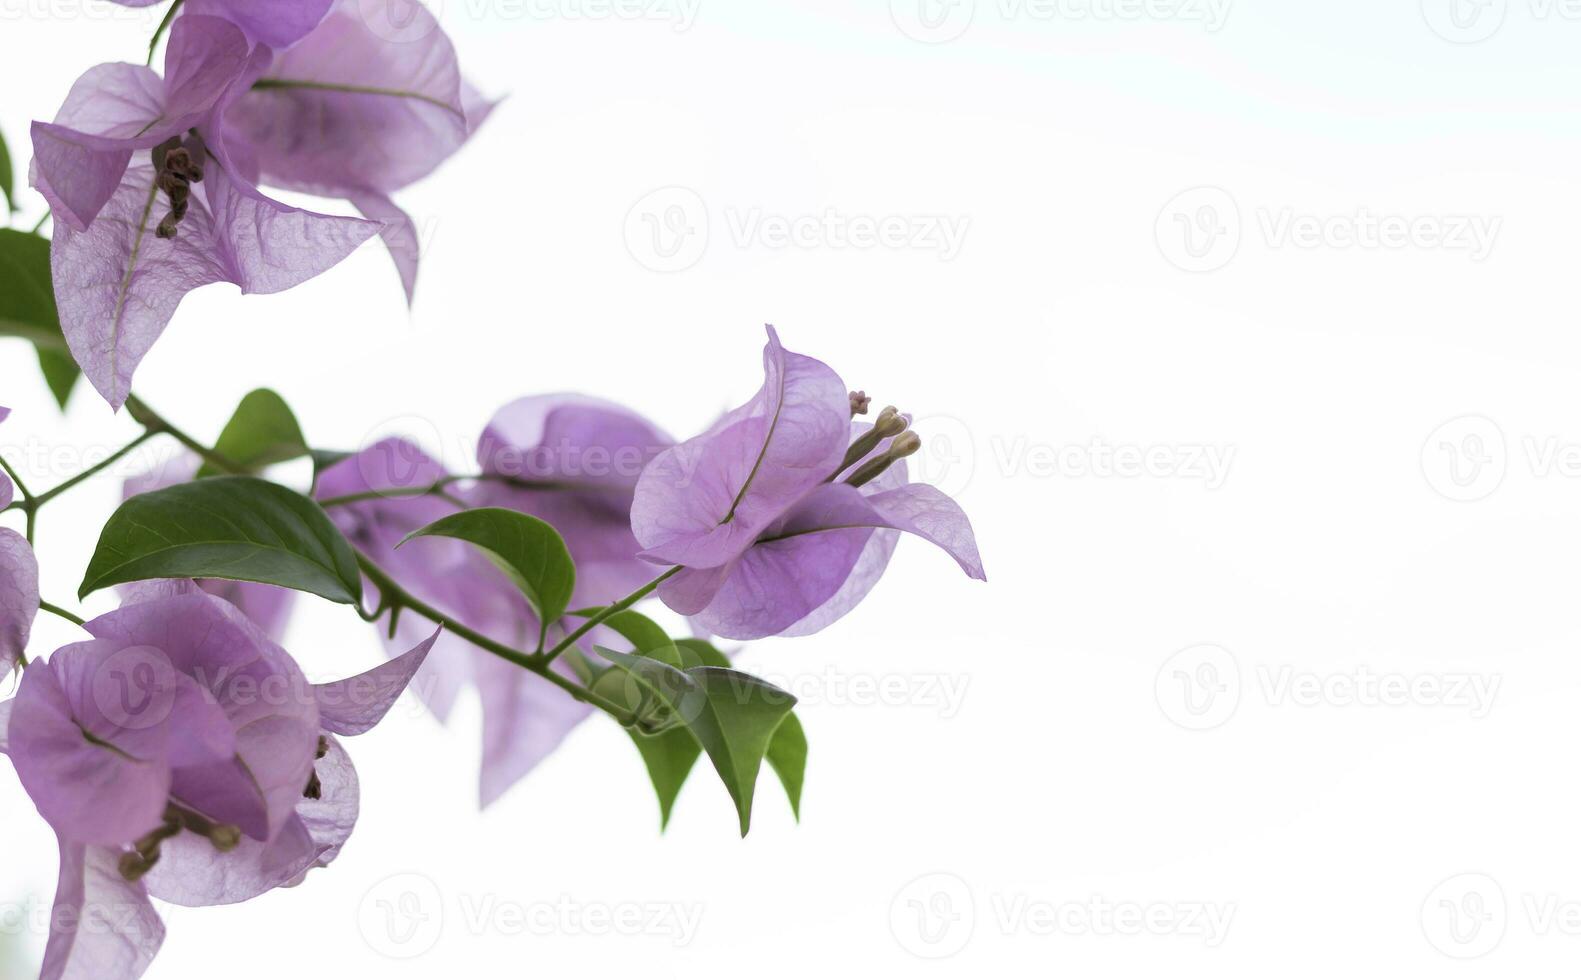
[0,408,39,674]
[36,2,493,407]
[468,396,672,804]
[0,587,435,980]
[225,0,497,301]
[316,438,491,724]
[122,453,297,641]
[325,399,669,807]
[37,15,378,409]
[0,529,40,676]
[632,327,986,640]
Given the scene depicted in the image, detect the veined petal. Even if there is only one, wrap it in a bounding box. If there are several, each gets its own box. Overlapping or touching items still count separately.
[40,841,163,980]
[679,482,983,640]
[0,698,13,754]
[144,738,358,906]
[200,160,379,296]
[313,627,438,736]
[31,17,250,230]
[0,528,40,673]
[228,0,474,196]
[9,651,174,846]
[86,592,321,840]
[476,653,591,808]
[632,326,851,569]
[347,189,419,303]
[51,163,229,410]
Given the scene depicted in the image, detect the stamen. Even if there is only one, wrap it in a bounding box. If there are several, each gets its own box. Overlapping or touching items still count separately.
[845,431,921,488]
[117,815,181,881]
[848,391,871,416]
[303,770,323,800]
[151,134,206,240]
[832,406,907,480]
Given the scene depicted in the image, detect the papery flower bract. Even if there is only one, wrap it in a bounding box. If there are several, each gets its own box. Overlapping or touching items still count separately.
[36,15,379,409]
[225,0,497,301]
[122,453,297,641]
[316,438,489,724]
[36,1,493,407]
[325,397,671,806]
[468,395,672,804]
[0,407,39,674]
[0,587,435,980]
[631,327,986,640]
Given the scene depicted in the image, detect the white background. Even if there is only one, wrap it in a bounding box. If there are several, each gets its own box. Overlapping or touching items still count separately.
[3,0,1580,975]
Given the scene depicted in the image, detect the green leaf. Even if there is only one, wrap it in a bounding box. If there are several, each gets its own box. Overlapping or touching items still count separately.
[402,508,576,630]
[35,347,79,411]
[80,476,363,605]
[686,667,798,836]
[595,648,797,836]
[765,713,807,820]
[197,389,310,477]
[630,728,703,830]
[310,449,352,482]
[0,228,78,410]
[0,230,61,348]
[0,125,14,214]
[597,609,681,667]
[675,637,731,669]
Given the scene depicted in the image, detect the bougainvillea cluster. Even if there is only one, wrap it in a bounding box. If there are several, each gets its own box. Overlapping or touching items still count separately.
[0,3,985,978]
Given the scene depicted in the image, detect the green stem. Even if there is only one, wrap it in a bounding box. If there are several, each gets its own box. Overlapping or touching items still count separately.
[120,392,676,728]
[125,395,244,475]
[146,0,183,66]
[317,474,579,510]
[542,567,681,665]
[0,455,36,542]
[27,432,155,510]
[354,551,641,725]
[38,600,86,627]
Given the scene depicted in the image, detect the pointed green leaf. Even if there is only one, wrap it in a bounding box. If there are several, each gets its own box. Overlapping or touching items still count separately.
[0,229,60,348]
[766,713,806,820]
[686,668,798,836]
[594,648,797,836]
[197,389,309,477]
[675,637,731,668]
[0,125,14,214]
[35,347,79,411]
[597,609,681,666]
[80,476,363,604]
[630,728,703,830]
[402,508,576,628]
[0,228,79,411]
